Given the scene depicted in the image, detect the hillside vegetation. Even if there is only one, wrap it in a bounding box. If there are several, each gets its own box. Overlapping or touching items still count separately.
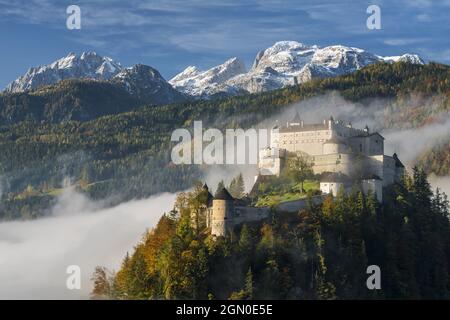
[0,62,449,219]
[91,168,450,300]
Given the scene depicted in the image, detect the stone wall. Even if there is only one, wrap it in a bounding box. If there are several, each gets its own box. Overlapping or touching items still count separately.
[382,155,396,186]
[275,195,324,212]
[233,206,270,225]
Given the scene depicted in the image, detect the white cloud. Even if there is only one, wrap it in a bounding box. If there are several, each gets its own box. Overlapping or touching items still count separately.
[429,174,450,197]
[383,117,450,166]
[383,38,426,46]
[416,14,432,22]
[0,189,177,299]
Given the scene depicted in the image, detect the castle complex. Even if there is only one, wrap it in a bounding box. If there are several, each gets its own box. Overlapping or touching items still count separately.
[258,114,405,202]
[194,115,405,237]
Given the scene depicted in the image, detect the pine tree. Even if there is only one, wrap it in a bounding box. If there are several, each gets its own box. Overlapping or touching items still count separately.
[244,267,254,299]
[239,224,253,254]
[229,173,245,198]
[216,180,225,194]
[90,266,115,299]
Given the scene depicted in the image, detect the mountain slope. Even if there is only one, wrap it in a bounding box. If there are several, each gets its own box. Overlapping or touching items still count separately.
[112,64,187,104]
[0,80,141,124]
[3,53,188,108]
[5,52,122,93]
[0,64,190,125]
[170,41,424,97]
[169,57,247,98]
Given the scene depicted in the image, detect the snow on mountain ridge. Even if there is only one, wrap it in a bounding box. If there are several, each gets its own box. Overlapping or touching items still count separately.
[170,41,424,98]
[111,63,187,104]
[168,57,247,98]
[5,52,123,93]
[4,41,424,99]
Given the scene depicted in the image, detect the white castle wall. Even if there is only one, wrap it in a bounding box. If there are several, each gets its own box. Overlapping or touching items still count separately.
[322,141,349,154]
[347,134,384,156]
[278,129,331,155]
[311,153,354,175]
[258,147,286,176]
[320,181,345,195]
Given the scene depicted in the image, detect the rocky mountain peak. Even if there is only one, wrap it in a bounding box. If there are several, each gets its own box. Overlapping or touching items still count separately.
[5,52,122,93]
[171,40,424,98]
[168,57,246,98]
[112,64,186,104]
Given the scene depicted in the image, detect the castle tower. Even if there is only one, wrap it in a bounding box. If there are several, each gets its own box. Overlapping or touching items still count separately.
[211,187,234,237]
[270,124,280,149]
[328,116,335,130]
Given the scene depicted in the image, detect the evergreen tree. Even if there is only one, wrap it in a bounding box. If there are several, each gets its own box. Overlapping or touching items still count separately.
[216,180,225,194]
[245,268,254,299]
[238,224,253,254]
[94,168,450,300]
[90,266,115,299]
[229,173,245,198]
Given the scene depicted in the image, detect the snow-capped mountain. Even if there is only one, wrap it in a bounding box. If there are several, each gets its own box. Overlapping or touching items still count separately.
[5,52,122,93]
[112,64,187,104]
[382,54,424,64]
[4,42,424,100]
[169,57,247,98]
[170,41,424,97]
[4,52,187,105]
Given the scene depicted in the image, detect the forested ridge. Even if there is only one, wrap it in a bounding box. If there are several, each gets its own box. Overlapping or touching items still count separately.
[0,62,449,219]
[91,168,450,300]
[0,80,145,124]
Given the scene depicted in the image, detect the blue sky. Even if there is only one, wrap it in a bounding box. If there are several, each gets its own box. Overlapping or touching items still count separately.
[0,0,449,89]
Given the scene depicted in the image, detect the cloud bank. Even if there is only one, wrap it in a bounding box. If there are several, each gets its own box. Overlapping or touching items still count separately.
[0,189,177,299]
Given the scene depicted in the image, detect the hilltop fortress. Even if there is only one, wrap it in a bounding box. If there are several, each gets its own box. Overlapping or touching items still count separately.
[194,115,405,237]
[258,114,404,202]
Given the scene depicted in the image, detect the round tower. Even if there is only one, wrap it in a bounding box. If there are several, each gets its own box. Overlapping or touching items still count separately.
[211,187,234,237]
[323,137,347,154]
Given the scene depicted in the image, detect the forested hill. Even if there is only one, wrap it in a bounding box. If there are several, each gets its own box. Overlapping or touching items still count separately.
[0,80,142,124]
[0,62,449,220]
[91,168,450,300]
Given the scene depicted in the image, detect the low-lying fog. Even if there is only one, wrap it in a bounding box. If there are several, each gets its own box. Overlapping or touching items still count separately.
[0,189,177,299]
